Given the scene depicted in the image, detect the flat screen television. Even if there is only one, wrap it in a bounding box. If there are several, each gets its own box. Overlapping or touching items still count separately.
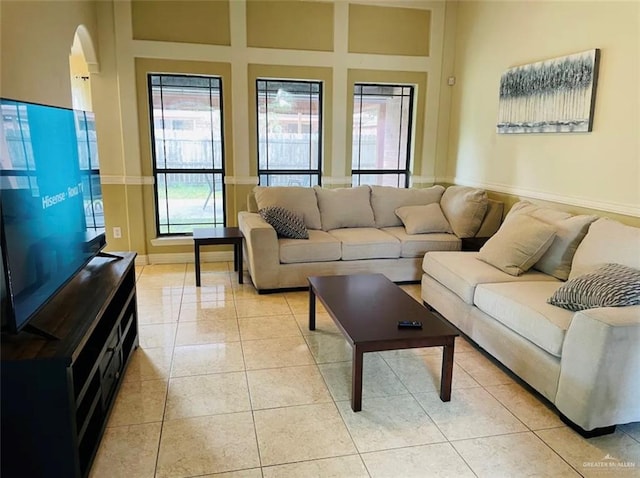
[0,98,106,335]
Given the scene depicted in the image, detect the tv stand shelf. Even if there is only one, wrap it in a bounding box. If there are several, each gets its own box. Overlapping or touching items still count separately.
[1,252,138,478]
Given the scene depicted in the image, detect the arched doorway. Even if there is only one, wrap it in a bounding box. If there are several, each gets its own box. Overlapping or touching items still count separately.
[69,25,99,111]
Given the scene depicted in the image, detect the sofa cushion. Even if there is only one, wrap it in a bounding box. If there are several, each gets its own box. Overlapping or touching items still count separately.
[328,228,400,260]
[474,281,573,357]
[370,185,445,228]
[314,185,375,231]
[570,218,640,279]
[506,201,598,280]
[476,199,505,238]
[259,206,309,239]
[383,227,460,258]
[440,186,488,238]
[279,230,341,264]
[254,186,322,230]
[548,263,640,311]
[478,214,557,276]
[423,251,558,304]
[395,203,453,235]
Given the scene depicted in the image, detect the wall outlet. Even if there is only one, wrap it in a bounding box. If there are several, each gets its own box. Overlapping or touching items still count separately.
[447,76,456,86]
[113,227,122,239]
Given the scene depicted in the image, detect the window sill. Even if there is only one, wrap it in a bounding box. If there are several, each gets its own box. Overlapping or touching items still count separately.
[150,236,193,247]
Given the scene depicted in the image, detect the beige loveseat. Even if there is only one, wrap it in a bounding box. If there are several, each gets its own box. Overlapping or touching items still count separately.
[421,201,640,435]
[238,185,503,291]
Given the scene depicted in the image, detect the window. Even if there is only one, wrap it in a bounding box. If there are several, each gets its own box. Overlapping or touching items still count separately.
[257,79,322,187]
[352,84,414,188]
[148,74,225,235]
[75,110,104,230]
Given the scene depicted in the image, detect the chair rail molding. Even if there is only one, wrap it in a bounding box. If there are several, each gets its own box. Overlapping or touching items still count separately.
[452,176,640,217]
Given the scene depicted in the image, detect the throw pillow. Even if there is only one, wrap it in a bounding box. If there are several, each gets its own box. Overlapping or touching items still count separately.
[440,186,488,238]
[313,185,375,231]
[505,201,598,280]
[395,203,453,235]
[477,214,557,276]
[548,263,640,311]
[259,206,309,239]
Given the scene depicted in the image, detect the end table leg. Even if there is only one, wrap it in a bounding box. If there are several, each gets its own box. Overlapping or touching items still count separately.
[308,287,316,331]
[233,243,238,272]
[352,347,363,412]
[237,242,243,284]
[440,340,455,402]
[195,243,202,287]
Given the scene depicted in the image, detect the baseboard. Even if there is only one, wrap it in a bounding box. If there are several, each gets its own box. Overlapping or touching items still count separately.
[146,251,234,264]
[135,255,149,266]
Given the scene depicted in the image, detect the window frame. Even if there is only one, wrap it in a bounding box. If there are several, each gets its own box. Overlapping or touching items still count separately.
[255,78,323,187]
[75,110,103,231]
[351,83,415,188]
[147,73,227,237]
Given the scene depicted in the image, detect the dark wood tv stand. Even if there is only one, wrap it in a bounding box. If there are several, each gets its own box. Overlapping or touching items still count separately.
[1,252,139,478]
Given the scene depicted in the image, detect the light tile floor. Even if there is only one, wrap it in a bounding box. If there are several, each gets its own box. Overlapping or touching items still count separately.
[90,263,640,478]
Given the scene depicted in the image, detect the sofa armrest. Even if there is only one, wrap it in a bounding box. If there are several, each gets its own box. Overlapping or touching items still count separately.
[238,211,280,290]
[555,306,640,430]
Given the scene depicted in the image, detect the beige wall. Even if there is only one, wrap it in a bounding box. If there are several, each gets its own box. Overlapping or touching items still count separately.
[1,0,98,108]
[246,0,334,51]
[348,3,431,56]
[131,0,231,45]
[447,0,639,219]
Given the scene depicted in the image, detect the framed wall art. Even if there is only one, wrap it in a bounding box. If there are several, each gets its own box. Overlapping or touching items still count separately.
[497,49,600,134]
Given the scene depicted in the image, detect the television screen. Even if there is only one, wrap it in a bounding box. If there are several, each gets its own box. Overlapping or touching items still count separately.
[0,98,106,333]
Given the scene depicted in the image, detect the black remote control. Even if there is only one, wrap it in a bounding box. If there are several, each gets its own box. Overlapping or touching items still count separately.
[398,320,422,329]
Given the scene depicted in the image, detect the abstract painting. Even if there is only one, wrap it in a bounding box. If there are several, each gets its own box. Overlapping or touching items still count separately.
[497,49,600,134]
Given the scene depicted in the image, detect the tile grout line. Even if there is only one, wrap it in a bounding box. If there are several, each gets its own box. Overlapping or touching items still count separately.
[136,263,185,476]
[234,279,266,473]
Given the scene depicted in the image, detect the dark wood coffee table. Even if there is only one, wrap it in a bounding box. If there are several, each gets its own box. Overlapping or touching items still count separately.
[308,273,459,412]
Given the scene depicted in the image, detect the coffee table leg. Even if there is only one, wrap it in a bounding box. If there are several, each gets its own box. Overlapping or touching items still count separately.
[195,242,202,287]
[440,340,455,402]
[352,346,363,412]
[308,287,316,330]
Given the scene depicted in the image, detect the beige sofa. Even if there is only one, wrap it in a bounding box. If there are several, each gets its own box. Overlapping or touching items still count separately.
[421,201,640,435]
[238,185,503,291]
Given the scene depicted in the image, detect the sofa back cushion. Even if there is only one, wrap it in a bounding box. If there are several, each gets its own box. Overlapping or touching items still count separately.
[476,199,505,238]
[314,185,375,231]
[506,201,598,280]
[370,185,445,228]
[440,186,488,238]
[254,186,322,230]
[569,218,640,280]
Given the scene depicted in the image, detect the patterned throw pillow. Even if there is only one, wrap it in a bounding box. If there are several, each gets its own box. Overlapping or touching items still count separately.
[259,206,309,239]
[548,263,640,311]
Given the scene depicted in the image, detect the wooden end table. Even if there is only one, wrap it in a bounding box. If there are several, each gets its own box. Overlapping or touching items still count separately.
[308,273,459,412]
[193,227,244,286]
